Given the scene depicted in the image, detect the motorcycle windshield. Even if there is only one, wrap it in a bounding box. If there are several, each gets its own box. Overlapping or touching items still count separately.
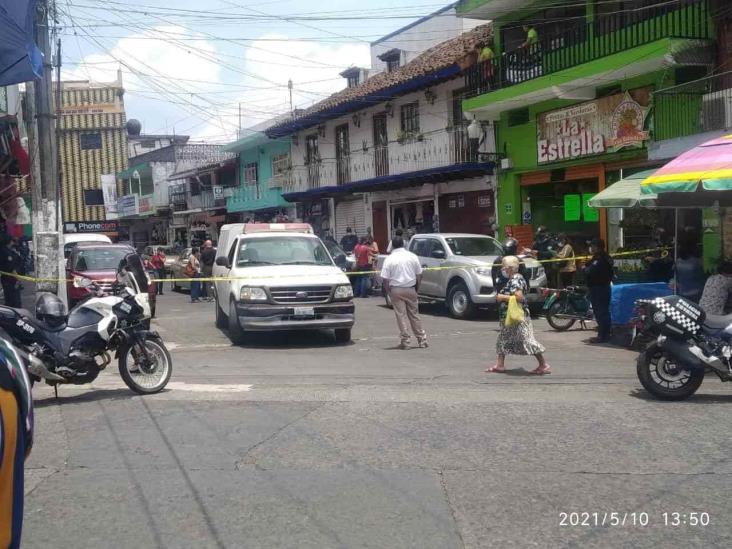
[118,253,150,294]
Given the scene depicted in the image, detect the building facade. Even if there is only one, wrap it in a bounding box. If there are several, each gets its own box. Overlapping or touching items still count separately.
[223,132,295,223]
[458,0,720,265]
[117,143,234,249]
[57,74,128,231]
[267,22,498,252]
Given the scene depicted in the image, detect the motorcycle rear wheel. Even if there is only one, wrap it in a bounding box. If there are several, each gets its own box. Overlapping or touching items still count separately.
[546,301,576,331]
[636,343,704,401]
[119,337,173,394]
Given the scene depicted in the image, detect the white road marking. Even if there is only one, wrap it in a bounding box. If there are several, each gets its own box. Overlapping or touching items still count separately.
[164,382,252,393]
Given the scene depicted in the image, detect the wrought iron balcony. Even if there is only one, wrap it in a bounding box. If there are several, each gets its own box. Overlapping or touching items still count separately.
[466,0,711,97]
[654,71,732,141]
[290,126,486,190]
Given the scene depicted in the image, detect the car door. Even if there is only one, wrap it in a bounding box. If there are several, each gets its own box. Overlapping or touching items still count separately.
[420,238,448,297]
[409,238,436,297]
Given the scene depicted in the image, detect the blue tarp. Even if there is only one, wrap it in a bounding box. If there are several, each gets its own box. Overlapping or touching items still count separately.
[611,282,672,325]
[0,0,43,86]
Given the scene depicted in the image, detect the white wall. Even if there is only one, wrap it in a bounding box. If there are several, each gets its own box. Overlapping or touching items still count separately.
[370,7,484,74]
[151,161,177,208]
[290,76,480,191]
[129,136,176,158]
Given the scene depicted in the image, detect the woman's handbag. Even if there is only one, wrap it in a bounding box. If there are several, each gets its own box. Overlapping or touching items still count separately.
[184,262,196,278]
[506,295,525,326]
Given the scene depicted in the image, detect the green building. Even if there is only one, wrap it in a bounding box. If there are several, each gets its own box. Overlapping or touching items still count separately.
[222,133,294,221]
[457,0,722,260]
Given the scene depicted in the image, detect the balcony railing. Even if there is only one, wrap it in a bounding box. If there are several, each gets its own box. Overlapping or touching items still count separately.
[654,71,732,141]
[466,0,710,97]
[290,127,482,190]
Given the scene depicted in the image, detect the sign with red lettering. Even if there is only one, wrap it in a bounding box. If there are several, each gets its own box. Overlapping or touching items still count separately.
[537,88,650,164]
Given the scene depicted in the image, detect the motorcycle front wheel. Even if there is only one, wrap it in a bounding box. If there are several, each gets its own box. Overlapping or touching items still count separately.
[545,301,576,331]
[636,343,704,401]
[119,337,173,394]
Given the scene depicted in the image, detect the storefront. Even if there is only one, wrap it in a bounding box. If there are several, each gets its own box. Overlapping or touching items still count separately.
[297,199,331,239]
[502,88,655,251]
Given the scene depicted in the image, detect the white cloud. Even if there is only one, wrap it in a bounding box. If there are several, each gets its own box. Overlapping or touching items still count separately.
[66,26,372,141]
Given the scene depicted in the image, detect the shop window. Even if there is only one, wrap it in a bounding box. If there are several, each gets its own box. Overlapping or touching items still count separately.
[80,132,102,151]
[507,108,529,127]
[400,102,420,135]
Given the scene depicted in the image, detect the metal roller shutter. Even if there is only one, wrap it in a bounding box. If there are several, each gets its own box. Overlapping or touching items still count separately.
[335,197,366,242]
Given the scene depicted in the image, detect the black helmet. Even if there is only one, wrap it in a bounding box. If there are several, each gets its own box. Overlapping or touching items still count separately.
[35,292,68,327]
[503,237,519,255]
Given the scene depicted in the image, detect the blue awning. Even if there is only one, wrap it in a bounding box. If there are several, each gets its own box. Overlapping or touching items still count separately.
[282,162,495,202]
[0,0,43,86]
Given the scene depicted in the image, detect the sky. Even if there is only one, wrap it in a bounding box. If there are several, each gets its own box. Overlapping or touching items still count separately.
[59,0,453,142]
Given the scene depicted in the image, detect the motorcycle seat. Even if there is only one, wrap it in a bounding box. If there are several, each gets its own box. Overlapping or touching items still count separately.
[703,313,732,331]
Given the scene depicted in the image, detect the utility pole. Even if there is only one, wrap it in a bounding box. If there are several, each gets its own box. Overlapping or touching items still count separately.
[288,79,294,116]
[28,0,64,299]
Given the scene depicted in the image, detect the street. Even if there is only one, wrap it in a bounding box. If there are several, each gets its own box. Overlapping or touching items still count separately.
[23,291,732,549]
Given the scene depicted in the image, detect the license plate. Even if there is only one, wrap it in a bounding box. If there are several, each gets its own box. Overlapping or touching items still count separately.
[294,306,315,317]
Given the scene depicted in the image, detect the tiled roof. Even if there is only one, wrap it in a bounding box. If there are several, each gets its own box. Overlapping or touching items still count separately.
[266,23,492,137]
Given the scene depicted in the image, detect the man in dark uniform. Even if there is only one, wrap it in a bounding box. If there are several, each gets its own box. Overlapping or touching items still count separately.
[340,227,358,253]
[525,226,558,286]
[0,236,22,308]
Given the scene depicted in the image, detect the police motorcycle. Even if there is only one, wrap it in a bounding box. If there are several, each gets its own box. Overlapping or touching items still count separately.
[0,253,172,395]
[635,295,732,400]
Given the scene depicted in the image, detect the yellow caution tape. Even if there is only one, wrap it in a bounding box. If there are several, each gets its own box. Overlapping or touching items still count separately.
[0,247,669,284]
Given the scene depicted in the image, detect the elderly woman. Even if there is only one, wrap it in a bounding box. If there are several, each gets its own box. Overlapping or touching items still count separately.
[486,256,551,375]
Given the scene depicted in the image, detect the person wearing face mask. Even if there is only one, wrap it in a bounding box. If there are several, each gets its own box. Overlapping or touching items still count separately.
[555,233,576,288]
[492,237,531,293]
[486,255,550,375]
[583,238,614,344]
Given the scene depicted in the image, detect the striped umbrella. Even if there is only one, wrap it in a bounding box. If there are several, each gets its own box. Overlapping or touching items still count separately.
[641,134,732,194]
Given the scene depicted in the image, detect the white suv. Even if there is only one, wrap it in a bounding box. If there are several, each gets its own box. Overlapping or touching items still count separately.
[212,223,355,344]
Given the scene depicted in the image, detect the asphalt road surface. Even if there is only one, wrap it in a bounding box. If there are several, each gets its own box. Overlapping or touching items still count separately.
[23,290,732,548]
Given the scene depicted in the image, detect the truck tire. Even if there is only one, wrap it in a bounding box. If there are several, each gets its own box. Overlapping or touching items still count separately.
[215,296,227,329]
[228,299,246,345]
[447,282,476,319]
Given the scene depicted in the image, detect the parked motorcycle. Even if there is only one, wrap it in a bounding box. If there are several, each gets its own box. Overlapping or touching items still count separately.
[542,286,594,331]
[635,295,732,400]
[0,254,172,395]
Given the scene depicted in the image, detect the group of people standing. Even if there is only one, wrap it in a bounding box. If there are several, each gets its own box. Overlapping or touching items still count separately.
[184,240,216,303]
[339,227,380,299]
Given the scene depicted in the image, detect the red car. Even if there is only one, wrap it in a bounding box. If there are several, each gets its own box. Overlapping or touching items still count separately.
[66,243,157,316]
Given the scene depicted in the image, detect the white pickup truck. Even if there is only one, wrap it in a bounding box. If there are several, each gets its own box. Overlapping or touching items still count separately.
[376,233,547,319]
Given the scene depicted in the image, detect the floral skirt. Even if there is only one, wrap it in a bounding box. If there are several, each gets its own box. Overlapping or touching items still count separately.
[496,318,545,356]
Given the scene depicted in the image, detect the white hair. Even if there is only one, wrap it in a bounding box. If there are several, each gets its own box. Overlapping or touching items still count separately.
[502,255,520,271]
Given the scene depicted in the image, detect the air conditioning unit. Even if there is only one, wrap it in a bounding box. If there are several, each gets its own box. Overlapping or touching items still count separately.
[701,90,732,132]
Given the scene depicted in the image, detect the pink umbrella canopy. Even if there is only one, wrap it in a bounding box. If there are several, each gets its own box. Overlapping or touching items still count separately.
[641,134,732,194]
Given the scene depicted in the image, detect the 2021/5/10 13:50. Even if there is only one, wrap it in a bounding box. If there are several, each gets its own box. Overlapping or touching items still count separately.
[559,512,711,527]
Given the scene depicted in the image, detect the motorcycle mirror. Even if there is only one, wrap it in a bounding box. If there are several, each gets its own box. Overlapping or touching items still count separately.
[73,276,93,289]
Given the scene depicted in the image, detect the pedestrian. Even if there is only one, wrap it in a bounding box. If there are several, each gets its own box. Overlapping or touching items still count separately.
[699,261,732,315]
[672,244,705,302]
[555,233,576,288]
[186,248,202,303]
[0,236,22,308]
[584,238,614,344]
[380,236,428,349]
[492,237,531,293]
[150,247,166,295]
[340,227,358,253]
[0,339,34,549]
[386,228,403,253]
[487,256,550,375]
[353,237,372,298]
[367,235,379,290]
[520,24,539,49]
[200,240,216,301]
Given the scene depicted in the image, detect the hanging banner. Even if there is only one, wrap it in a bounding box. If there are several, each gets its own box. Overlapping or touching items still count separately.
[537,88,651,164]
[101,173,118,220]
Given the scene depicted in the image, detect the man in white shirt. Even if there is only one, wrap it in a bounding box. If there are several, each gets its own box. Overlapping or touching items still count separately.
[381,237,428,349]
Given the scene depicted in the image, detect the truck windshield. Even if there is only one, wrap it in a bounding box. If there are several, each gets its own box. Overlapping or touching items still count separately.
[445,237,502,257]
[236,237,334,267]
